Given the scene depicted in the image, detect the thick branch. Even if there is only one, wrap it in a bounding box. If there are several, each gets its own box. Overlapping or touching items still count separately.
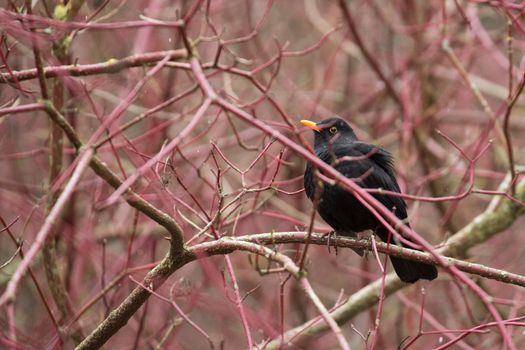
[75,226,525,349]
[43,100,185,255]
[234,232,525,287]
[74,250,193,350]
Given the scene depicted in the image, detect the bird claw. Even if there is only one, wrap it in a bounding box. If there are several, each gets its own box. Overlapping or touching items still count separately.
[358,233,371,257]
[322,230,338,255]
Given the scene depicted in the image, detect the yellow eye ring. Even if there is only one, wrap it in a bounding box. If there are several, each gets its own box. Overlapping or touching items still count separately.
[329,126,338,134]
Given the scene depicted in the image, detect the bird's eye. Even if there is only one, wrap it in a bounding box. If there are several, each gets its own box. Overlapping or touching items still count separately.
[329,126,338,134]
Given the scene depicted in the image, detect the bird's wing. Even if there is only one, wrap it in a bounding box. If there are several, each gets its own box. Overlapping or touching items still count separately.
[350,142,400,189]
[334,142,408,219]
[303,163,315,200]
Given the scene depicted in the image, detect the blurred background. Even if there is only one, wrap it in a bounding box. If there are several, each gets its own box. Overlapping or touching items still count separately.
[1,0,525,349]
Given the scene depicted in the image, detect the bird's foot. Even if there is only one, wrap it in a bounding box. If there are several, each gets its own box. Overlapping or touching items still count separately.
[322,230,338,255]
[352,231,372,257]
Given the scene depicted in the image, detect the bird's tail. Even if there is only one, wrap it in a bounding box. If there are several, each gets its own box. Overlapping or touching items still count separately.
[389,256,437,283]
[376,227,438,283]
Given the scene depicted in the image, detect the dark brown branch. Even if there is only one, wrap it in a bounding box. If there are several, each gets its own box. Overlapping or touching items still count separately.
[76,228,525,349]
[74,251,193,350]
[42,102,185,253]
[232,233,525,287]
[38,105,189,350]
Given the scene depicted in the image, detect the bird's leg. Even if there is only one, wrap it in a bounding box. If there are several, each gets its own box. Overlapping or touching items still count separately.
[321,230,338,255]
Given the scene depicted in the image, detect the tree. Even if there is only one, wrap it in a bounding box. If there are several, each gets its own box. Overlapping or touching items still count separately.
[1,1,525,349]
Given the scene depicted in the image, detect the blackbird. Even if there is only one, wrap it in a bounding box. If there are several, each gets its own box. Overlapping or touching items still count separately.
[301,117,437,283]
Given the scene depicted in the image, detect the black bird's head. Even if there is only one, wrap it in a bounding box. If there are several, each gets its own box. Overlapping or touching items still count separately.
[300,117,358,150]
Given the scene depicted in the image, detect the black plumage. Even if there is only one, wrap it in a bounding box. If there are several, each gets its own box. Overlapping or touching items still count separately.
[302,117,437,283]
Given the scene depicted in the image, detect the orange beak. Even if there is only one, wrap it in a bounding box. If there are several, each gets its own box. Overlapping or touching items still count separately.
[300,119,320,132]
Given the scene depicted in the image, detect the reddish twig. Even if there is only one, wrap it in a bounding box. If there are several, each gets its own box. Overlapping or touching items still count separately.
[0,148,94,307]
